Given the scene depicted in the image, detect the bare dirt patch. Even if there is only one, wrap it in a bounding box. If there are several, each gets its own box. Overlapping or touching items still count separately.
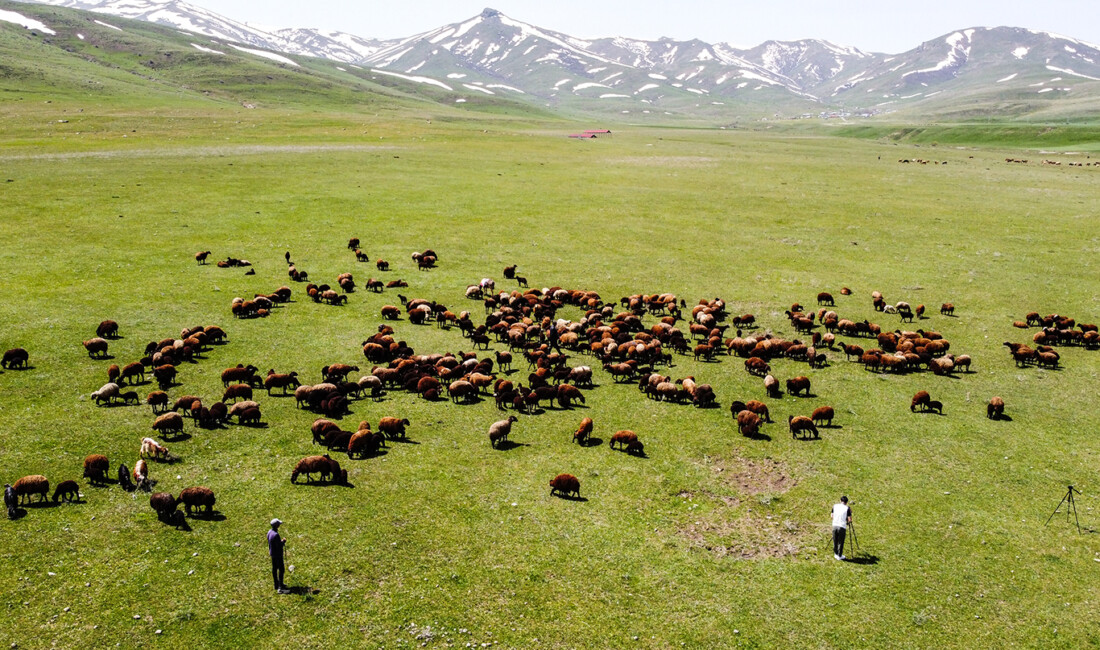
[675,455,812,559]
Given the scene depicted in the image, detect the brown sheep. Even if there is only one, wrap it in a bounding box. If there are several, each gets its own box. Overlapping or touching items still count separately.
[786,376,811,397]
[222,384,253,402]
[448,380,477,404]
[911,390,931,412]
[987,396,1005,419]
[736,410,762,437]
[151,412,184,437]
[179,486,216,516]
[609,430,638,450]
[150,492,178,520]
[96,320,120,338]
[744,357,770,376]
[377,417,410,440]
[83,454,110,484]
[221,364,259,387]
[557,384,586,408]
[573,417,593,445]
[311,418,341,445]
[291,455,339,483]
[489,416,519,448]
[763,374,781,397]
[107,363,121,384]
[376,259,389,271]
[83,338,109,358]
[745,400,771,422]
[789,415,819,440]
[120,362,145,385]
[53,480,81,503]
[348,429,386,459]
[264,371,301,395]
[941,303,955,316]
[549,473,580,498]
[811,406,835,427]
[14,475,49,504]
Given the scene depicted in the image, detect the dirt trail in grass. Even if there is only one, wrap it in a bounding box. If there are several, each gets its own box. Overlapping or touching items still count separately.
[0,143,399,161]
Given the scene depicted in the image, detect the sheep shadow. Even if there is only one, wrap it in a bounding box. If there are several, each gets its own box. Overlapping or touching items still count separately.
[88,478,118,488]
[788,392,816,399]
[694,402,722,410]
[388,437,419,445]
[237,422,271,429]
[579,436,604,448]
[23,500,59,510]
[989,414,1013,422]
[551,493,589,502]
[821,423,843,430]
[91,354,116,361]
[492,440,528,451]
[742,432,773,442]
[187,511,227,522]
[160,432,192,443]
[159,514,191,531]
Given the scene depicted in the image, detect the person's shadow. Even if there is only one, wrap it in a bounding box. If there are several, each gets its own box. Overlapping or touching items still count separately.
[287,585,319,595]
[846,554,880,565]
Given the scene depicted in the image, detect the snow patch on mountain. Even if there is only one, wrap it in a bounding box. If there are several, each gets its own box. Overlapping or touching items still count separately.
[1046,65,1100,81]
[372,68,452,90]
[996,73,1017,83]
[0,8,56,33]
[190,42,224,54]
[228,43,298,66]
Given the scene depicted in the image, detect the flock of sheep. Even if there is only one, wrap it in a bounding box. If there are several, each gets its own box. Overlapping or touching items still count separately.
[4,239,1097,527]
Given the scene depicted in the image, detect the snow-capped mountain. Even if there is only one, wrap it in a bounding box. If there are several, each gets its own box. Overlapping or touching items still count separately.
[23,0,385,61]
[12,0,1100,118]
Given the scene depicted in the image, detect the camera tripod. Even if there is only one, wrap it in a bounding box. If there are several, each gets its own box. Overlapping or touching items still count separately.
[1045,485,1082,534]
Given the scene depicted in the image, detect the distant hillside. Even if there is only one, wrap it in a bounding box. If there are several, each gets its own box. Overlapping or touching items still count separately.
[4,1,1100,122]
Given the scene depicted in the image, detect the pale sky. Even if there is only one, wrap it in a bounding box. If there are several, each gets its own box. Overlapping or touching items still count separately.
[198,0,1100,53]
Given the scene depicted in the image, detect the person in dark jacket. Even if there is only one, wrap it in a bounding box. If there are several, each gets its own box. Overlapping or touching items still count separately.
[268,519,289,594]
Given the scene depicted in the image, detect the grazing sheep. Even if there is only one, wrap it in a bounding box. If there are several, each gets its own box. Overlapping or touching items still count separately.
[736,410,762,437]
[120,362,145,385]
[1,348,28,369]
[13,475,49,504]
[151,412,184,438]
[557,384,586,408]
[786,376,811,397]
[107,364,121,384]
[376,260,389,271]
[121,391,140,405]
[97,320,120,339]
[926,400,944,414]
[153,364,177,389]
[264,371,301,395]
[140,437,169,461]
[489,416,519,448]
[448,380,477,404]
[92,382,121,406]
[291,454,339,483]
[941,303,955,316]
[117,463,135,491]
[609,430,638,450]
[788,415,819,440]
[311,419,341,445]
[149,492,178,520]
[132,458,150,490]
[811,406,834,427]
[348,429,386,459]
[626,439,645,456]
[195,251,211,265]
[377,417,410,440]
[221,364,259,387]
[549,474,580,498]
[987,396,1005,419]
[83,337,110,358]
[179,486,216,516]
[911,390,931,412]
[238,406,263,426]
[763,374,781,397]
[573,417,593,444]
[817,292,834,306]
[744,357,770,376]
[53,480,80,503]
[83,454,110,484]
[222,383,253,402]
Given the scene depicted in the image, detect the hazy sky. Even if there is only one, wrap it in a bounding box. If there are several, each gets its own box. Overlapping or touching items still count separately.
[199,0,1099,53]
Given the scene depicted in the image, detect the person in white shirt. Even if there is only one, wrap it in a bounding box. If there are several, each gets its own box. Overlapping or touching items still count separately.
[831,496,852,560]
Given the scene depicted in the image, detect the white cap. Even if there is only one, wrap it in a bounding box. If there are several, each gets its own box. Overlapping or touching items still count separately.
[270,518,282,526]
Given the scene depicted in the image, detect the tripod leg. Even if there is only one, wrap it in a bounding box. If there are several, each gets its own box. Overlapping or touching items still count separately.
[1070,494,1082,534]
[1045,492,1071,527]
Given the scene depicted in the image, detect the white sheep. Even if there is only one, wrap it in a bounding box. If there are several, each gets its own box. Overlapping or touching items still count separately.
[140,437,169,460]
[92,382,121,406]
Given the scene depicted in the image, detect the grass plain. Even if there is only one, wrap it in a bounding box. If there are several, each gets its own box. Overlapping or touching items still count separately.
[1,102,1099,649]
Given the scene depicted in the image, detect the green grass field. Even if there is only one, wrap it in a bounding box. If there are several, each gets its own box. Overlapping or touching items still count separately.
[1,102,1099,649]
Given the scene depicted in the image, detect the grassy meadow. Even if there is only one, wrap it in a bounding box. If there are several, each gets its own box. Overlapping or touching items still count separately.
[1,105,1099,649]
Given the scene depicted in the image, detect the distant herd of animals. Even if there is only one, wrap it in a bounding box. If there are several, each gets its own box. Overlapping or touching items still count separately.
[4,237,1098,524]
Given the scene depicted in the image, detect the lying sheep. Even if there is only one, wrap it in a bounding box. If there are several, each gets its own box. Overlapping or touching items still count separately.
[489,416,518,448]
[549,474,580,498]
[13,475,49,504]
[179,486,216,516]
[53,480,81,503]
